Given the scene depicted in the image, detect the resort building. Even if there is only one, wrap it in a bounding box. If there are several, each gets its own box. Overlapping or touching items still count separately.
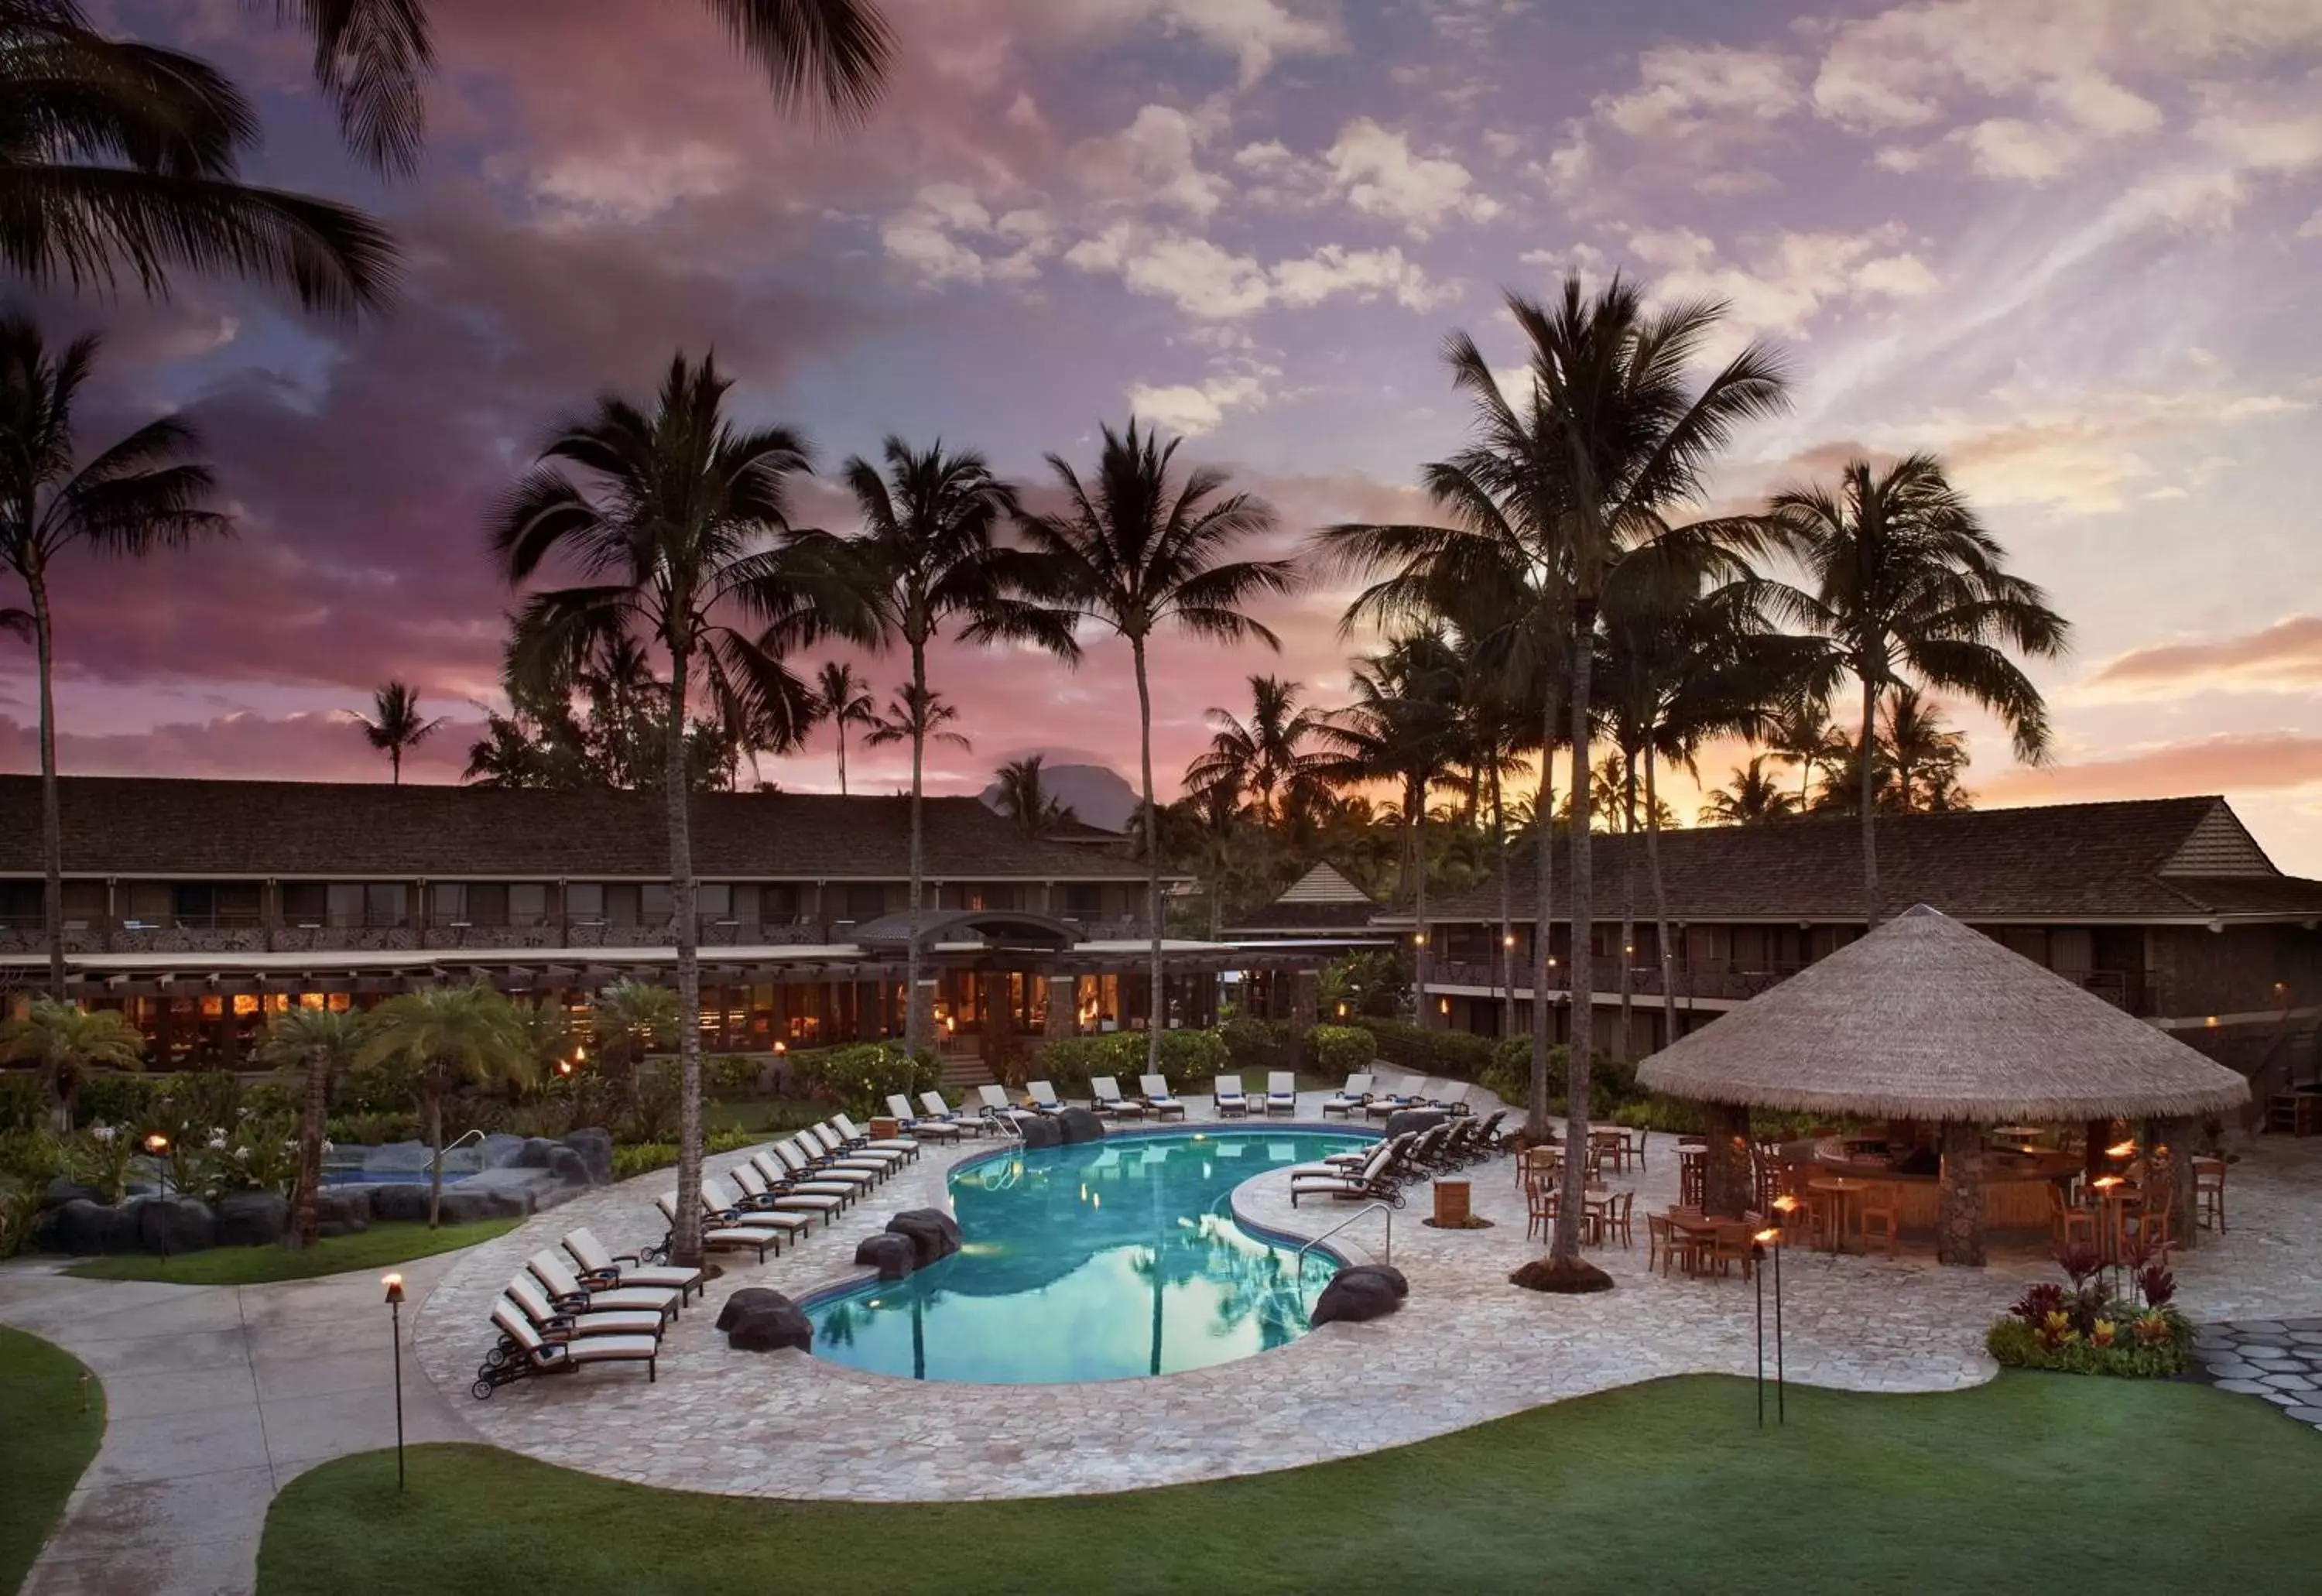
[1417,796,2322,1094]
[0,776,1283,1066]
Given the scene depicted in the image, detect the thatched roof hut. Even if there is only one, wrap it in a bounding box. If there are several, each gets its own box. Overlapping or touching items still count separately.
[1637,905,2250,1123]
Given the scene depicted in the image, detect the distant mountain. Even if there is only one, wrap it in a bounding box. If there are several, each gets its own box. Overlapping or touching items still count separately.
[978,761,1139,832]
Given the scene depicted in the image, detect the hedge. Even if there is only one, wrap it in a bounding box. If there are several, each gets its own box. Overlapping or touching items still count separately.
[783,1043,939,1119]
[1033,1030,1230,1097]
[609,1128,758,1183]
[1216,1017,1303,1074]
[1352,1019,1497,1083]
[1307,1025,1374,1077]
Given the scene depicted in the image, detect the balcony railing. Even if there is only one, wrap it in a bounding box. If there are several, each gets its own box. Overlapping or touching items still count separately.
[1430,957,2152,1015]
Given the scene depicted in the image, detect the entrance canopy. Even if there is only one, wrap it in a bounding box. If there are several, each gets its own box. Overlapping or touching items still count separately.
[846,909,1083,954]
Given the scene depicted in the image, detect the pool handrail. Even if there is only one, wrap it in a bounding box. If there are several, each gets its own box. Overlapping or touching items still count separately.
[1293,1200,1392,1269]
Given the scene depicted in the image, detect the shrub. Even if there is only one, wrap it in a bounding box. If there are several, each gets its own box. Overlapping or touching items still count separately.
[708,1055,768,1099]
[326,1110,421,1146]
[1218,1017,1303,1074]
[0,1071,43,1134]
[610,1127,755,1183]
[786,1043,937,1119]
[75,1070,156,1130]
[1033,1030,1229,1096]
[1352,1019,1495,1082]
[1307,1025,1374,1077]
[1985,1243,2194,1378]
[337,1054,424,1116]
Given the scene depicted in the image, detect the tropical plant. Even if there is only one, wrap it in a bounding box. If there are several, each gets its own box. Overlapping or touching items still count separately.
[0,315,230,995]
[494,351,880,1263]
[588,978,676,1116]
[0,0,396,313]
[1699,757,1798,825]
[1764,454,2067,921]
[844,436,1065,1052]
[1183,674,1330,828]
[810,659,873,795]
[0,994,139,1125]
[350,680,442,783]
[259,1005,366,1250]
[1018,420,1294,1070]
[1763,697,1851,809]
[863,683,971,755]
[358,982,532,1228]
[1881,685,1972,812]
[989,754,1074,837]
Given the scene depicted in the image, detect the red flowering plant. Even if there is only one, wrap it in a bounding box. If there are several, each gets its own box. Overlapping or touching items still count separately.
[1988,1238,2194,1377]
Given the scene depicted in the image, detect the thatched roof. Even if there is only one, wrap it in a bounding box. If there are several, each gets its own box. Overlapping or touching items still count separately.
[1635,905,2252,1122]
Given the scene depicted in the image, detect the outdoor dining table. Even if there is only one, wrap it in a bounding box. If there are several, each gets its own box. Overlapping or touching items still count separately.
[1664,1208,1727,1276]
[1807,1176,1873,1254]
[2089,1175,2142,1262]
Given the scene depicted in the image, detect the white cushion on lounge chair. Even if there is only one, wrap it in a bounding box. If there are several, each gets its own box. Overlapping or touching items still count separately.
[1025,1081,1065,1112]
[654,1193,793,1252]
[808,1125,907,1170]
[1212,1074,1248,1111]
[526,1249,678,1318]
[978,1084,1037,1122]
[1293,1137,1399,1180]
[888,1094,963,1139]
[492,1300,659,1372]
[505,1273,666,1339]
[1138,1074,1184,1109]
[1091,1076,1147,1117]
[779,1137,885,1182]
[831,1115,919,1156]
[561,1228,703,1299]
[759,1146,869,1194]
[713,1167,842,1220]
[1265,1071,1297,1113]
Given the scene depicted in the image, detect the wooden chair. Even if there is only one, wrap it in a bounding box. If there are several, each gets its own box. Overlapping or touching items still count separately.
[1526,1183,1557,1242]
[1604,1189,1635,1251]
[1517,1142,1559,1193]
[2123,1187,2175,1261]
[2193,1156,2227,1232]
[2047,1183,2098,1249]
[1628,1127,1649,1170]
[1707,1223,1755,1280]
[1679,1149,1705,1209]
[1857,1182,1902,1259]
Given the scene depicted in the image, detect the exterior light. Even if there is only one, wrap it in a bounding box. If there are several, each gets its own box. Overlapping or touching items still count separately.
[1771,1194,1799,1217]
[2105,1140,2136,1159]
[557,1060,574,1077]
[574,1045,586,1062]
[1502,934,1516,948]
[1439,998,1450,1015]
[1753,1227,1780,1245]
[382,1274,407,1489]
[1413,933,1426,947]
[773,1039,788,1054]
[1335,1002,1348,1019]
[143,1132,169,1156]
[382,1272,405,1305]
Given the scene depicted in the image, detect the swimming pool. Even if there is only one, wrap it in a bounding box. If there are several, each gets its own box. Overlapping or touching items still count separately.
[804,1128,1371,1384]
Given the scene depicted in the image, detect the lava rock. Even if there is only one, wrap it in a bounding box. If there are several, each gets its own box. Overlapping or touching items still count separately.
[1509,1255,1615,1294]
[51,1198,135,1255]
[313,1188,371,1237]
[43,1177,105,1208]
[546,1146,591,1187]
[441,1187,523,1223]
[133,1196,216,1255]
[1383,1108,1449,1141]
[718,1287,813,1353]
[512,1136,559,1170]
[361,1141,433,1176]
[563,1128,614,1186]
[214,1190,291,1248]
[367,1183,432,1222]
[479,1132,530,1170]
[885,1208,963,1267]
[1054,1107,1107,1145]
[1310,1264,1408,1327]
[1016,1115,1061,1149]
[854,1233,917,1280]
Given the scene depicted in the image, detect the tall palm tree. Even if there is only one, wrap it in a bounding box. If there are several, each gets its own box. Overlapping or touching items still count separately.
[991,753,1072,837]
[1765,454,2067,921]
[1182,674,1328,827]
[462,713,546,788]
[0,2,396,314]
[862,682,970,756]
[1018,420,1293,1069]
[589,978,677,1118]
[843,437,1065,1050]
[0,990,138,1127]
[1764,697,1851,808]
[0,315,228,996]
[259,1005,365,1251]
[1882,685,1971,813]
[351,680,441,783]
[493,351,880,1265]
[1700,757,1798,824]
[359,982,531,1228]
[260,0,895,176]
[811,659,873,795]
[1441,276,1788,1275]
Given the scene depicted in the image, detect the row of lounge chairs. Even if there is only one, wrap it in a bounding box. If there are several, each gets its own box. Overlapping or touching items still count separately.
[1320,1073,1481,1120]
[1288,1113,1507,1207]
[982,1072,1492,1125]
[476,1225,708,1397]
[656,1115,923,1263]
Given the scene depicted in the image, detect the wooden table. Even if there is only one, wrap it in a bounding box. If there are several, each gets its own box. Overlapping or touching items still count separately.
[1665,1209,1725,1275]
[1433,1179,1472,1227]
[869,1116,902,1141]
[1808,1176,1872,1254]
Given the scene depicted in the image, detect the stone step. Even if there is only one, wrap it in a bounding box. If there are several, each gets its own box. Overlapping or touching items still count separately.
[940,1053,995,1088]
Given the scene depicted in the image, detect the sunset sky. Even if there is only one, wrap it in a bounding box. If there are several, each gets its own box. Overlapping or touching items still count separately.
[14,2,2322,865]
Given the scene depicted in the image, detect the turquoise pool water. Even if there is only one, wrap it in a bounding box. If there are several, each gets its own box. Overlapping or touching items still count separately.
[804,1129,1370,1384]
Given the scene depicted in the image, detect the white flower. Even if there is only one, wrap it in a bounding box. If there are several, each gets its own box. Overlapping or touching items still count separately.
[322,1139,334,1154]
[90,1124,115,1144]
[207,1132,227,1150]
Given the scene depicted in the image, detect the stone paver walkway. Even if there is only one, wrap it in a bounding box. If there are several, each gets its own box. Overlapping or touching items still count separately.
[2190,1318,2322,1431]
[0,1252,475,1596]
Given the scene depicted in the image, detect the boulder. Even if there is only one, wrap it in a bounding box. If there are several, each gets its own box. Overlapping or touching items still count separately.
[885,1208,962,1268]
[717,1286,813,1353]
[361,1141,434,1176]
[853,1233,917,1281]
[43,1177,105,1209]
[133,1196,216,1255]
[367,1182,432,1222]
[512,1136,559,1170]
[1054,1107,1106,1145]
[214,1190,291,1248]
[546,1146,591,1187]
[479,1132,530,1170]
[1383,1108,1449,1141]
[439,1187,523,1223]
[51,1198,135,1255]
[1309,1264,1408,1327]
[313,1188,371,1238]
[1016,1115,1061,1149]
[563,1128,614,1186]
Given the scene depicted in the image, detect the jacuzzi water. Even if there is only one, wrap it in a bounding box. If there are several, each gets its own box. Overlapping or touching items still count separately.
[803,1128,1371,1383]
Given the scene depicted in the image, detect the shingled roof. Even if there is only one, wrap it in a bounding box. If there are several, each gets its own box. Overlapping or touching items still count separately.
[1426,796,2322,923]
[0,777,1156,881]
[1224,863,1385,933]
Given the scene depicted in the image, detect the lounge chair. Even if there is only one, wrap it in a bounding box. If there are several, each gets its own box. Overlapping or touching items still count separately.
[741,1151,860,1210]
[475,1297,659,1398]
[1433,1081,1476,1116]
[814,1122,912,1170]
[1264,1071,1297,1116]
[560,1226,704,1303]
[978,1083,1041,1131]
[786,1130,894,1181]
[1212,1074,1249,1118]
[1091,1076,1148,1118]
[922,1090,991,1135]
[831,1114,920,1159]
[503,1272,667,1342]
[652,1192,786,1259]
[524,1248,681,1322]
[1309,1131,1406,1174]
[887,1094,962,1141]
[1364,1076,1425,1119]
[1138,1074,1187,1121]
[1025,1081,1067,1115]
[1291,1138,1406,1207]
[1320,1074,1374,1119]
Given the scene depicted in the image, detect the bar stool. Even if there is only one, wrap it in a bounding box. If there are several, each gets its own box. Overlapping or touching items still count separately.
[2193,1156,2228,1233]
[1857,1181,1902,1259]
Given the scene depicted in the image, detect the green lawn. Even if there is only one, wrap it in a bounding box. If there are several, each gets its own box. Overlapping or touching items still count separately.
[63,1218,519,1286]
[259,1373,2321,1595]
[0,1326,104,1594]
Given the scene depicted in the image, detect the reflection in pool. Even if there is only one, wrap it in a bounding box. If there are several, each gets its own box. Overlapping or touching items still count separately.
[804,1129,1369,1384]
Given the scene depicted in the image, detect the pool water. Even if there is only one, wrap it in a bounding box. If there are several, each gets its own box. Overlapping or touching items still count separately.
[805,1129,1370,1384]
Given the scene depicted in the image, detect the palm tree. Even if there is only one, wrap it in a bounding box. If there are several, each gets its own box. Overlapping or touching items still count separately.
[462,713,546,788]
[0,2,396,314]
[259,0,894,176]
[0,992,138,1128]
[1764,697,1851,808]
[351,680,442,783]
[1182,674,1329,827]
[589,978,676,1117]
[259,1005,365,1251]
[811,659,873,795]
[1700,757,1798,824]
[1018,420,1293,1070]
[1765,454,2067,921]
[1882,685,1971,813]
[991,754,1072,837]
[844,437,1063,1053]
[493,351,880,1265]
[863,683,970,757]
[359,983,531,1228]
[0,315,229,996]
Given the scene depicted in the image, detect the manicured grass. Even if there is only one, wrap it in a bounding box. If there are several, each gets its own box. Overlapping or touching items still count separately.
[259,1373,2321,1595]
[63,1218,520,1286]
[0,1326,104,1594]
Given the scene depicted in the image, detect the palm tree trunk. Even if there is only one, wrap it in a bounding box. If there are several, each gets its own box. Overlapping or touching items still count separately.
[1494,764,1512,1038]
[1528,700,1556,1141]
[1858,671,1880,926]
[30,573,64,1001]
[1411,780,1430,1029]
[1132,639,1163,1074]
[906,642,928,1054]
[1618,748,1635,1063]
[1646,745,1676,1050]
[666,641,704,1269]
[425,1086,444,1230]
[390,744,402,784]
[837,721,849,796]
[289,1047,327,1250]
[1554,598,1598,1266]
